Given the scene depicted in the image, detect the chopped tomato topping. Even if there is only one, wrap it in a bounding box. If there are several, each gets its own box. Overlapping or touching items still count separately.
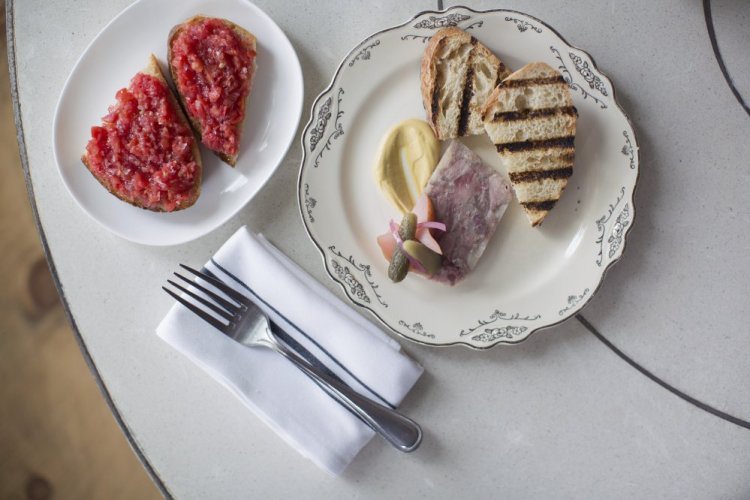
[170,18,255,156]
[84,73,199,211]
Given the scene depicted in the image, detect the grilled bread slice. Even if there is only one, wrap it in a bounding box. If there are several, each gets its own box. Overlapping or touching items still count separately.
[168,16,257,166]
[482,62,577,226]
[421,27,510,140]
[82,55,202,212]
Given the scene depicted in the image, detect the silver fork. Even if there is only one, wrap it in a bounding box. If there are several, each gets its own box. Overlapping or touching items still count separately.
[163,264,422,453]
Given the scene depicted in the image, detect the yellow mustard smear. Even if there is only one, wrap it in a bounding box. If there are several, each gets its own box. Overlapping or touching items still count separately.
[373,119,440,213]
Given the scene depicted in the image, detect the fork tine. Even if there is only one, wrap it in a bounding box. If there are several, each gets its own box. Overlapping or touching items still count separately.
[173,272,240,314]
[179,264,250,305]
[162,287,229,332]
[167,279,237,322]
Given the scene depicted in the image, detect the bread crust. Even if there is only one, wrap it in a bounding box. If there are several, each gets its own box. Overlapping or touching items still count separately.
[81,54,202,212]
[168,15,257,167]
[421,27,508,139]
[480,84,503,120]
[420,27,471,135]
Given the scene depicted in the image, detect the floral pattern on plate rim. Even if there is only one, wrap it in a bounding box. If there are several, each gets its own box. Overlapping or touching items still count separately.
[401,14,483,42]
[595,186,627,267]
[550,46,608,109]
[327,246,387,307]
[504,16,542,33]
[311,88,345,168]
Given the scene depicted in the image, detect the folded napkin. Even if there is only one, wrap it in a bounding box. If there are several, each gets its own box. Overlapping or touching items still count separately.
[156,226,423,475]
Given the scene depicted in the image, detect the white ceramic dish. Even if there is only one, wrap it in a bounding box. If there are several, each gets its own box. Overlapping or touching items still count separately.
[298,7,640,349]
[53,0,303,246]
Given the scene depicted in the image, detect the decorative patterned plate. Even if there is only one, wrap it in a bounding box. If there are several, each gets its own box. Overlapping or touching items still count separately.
[297,7,639,349]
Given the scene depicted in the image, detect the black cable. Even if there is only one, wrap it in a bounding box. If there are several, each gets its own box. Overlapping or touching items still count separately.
[576,314,750,430]
[704,0,750,118]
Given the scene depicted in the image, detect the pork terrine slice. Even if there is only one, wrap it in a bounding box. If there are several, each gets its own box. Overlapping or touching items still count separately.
[424,140,512,285]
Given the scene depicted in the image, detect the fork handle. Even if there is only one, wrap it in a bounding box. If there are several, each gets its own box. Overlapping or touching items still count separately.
[269,341,422,453]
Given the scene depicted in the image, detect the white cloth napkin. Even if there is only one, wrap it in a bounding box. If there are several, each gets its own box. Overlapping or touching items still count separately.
[156,226,423,475]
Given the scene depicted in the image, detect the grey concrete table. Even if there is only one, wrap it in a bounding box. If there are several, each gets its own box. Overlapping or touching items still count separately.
[9,0,750,497]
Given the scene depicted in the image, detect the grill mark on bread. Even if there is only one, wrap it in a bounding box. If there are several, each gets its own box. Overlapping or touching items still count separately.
[430,38,446,121]
[430,79,441,121]
[521,200,559,211]
[457,66,474,135]
[456,37,478,137]
[499,75,566,88]
[494,63,507,88]
[491,106,577,123]
[496,136,575,153]
[509,166,573,183]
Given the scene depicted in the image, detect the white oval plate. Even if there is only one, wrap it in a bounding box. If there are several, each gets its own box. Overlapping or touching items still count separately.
[298,7,639,349]
[53,0,303,246]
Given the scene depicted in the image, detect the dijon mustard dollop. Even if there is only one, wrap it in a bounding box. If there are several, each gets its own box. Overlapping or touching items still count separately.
[373,119,440,213]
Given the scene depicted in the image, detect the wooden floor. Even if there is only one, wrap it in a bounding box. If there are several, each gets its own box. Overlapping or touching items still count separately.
[0,7,160,500]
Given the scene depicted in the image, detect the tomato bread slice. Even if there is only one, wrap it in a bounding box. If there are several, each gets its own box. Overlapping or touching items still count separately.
[168,16,257,166]
[82,54,202,212]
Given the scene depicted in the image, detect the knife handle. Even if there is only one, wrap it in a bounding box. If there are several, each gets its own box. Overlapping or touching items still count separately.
[270,341,422,453]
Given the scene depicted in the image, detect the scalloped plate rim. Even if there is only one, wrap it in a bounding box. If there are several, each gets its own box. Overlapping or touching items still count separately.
[297,6,640,349]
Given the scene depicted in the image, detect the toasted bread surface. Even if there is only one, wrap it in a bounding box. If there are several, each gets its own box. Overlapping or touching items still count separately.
[483,62,577,226]
[421,27,510,140]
